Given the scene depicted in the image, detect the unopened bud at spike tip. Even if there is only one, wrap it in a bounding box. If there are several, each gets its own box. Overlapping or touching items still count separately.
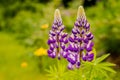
[77,6,86,20]
[54,9,62,21]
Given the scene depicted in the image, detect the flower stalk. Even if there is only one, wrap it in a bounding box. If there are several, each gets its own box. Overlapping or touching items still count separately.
[67,6,94,69]
[47,9,68,59]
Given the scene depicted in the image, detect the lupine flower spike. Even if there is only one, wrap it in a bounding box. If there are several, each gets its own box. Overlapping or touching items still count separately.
[47,9,68,59]
[67,6,94,69]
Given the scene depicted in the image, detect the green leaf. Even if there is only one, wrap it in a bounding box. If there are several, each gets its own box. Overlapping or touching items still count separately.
[46,60,69,80]
[98,62,116,67]
[92,48,97,61]
[98,69,109,78]
[101,66,116,73]
[82,53,116,80]
[95,54,110,63]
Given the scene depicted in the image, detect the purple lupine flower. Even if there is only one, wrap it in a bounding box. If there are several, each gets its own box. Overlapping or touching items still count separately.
[67,6,94,69]
[47,9,68,59]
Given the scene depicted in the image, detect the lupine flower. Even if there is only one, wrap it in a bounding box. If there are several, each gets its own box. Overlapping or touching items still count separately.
[67,6,94,69]
[47,9,68,59]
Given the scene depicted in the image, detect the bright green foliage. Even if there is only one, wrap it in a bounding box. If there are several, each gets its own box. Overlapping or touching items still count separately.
[46,50,116,80]
[46,60,68,80]
[82,54,116,80]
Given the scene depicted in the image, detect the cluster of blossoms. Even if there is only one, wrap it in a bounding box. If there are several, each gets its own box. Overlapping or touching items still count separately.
[67,6,94,69]
[47,6,94,70]
[47,9,68,59]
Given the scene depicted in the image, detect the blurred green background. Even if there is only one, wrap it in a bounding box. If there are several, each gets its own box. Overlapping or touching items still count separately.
[0,0,120,80]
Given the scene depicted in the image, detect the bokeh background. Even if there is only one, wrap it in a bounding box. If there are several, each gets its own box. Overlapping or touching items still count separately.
[0,0,120,80]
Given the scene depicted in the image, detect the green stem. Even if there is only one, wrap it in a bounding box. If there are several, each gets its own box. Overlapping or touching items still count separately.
[56,59,61,80]
[89,66,93,80]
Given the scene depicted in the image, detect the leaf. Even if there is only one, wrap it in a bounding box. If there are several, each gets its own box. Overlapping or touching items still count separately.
[46,61,69,80]
[101,66,116,73]
[82,53,116,80]
[98,69,109,78]
[92,48,97,61]
[98,62,116,67]
[83,61,94,66]
[95,54,110,63]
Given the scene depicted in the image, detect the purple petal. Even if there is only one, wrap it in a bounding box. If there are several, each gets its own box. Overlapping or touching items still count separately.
[62,52,68,58]
[58,22,62,26]
[68,44,74,52]
[85,23,90,29]
[81,30,85,34]
[88,35,94,40]
[47,39,51,45]
[49,30,56,36]
[86,47,92,52]
[67,54,76,65]
[64,39,68,44]
[76,62,80,68]
[74,46,79,52]
[86,32,92,37]
[69,37,74,42]
[60,25,65,31]
[88,53,94,58]
[50,44,54,51]
[68,63,74,70]
[82,55,87,61]
[83,37,89,43]
[61,44,65,50]
[47,49,52,54]
[51,52,56,58]
[59,38,63,42]
[52,24,58,29]
[62,33,68,38]
[77,37,82,42]
[58,53,61,60]
[87,53,94,61]
[74,22,79,27]
[76,29,80,34]
[72,28,77,34]
[80,47,84,51]
[90,42,94,47]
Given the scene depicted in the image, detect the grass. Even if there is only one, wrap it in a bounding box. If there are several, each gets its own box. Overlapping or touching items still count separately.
[0,31,48,80]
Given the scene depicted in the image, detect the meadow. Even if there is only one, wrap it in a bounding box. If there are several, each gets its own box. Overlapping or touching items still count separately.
[0,0,120,80]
